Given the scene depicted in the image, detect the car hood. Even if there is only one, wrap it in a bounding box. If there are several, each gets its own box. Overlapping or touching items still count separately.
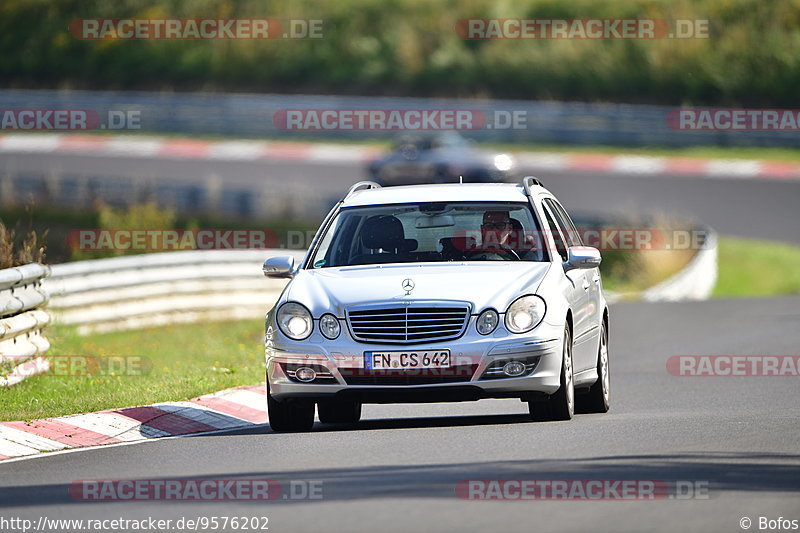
[285,262,551,317]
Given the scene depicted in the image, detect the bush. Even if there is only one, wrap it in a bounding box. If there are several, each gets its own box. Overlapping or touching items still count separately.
[70,202,176,260]
[0,0,797,105]
[0,221,47,268]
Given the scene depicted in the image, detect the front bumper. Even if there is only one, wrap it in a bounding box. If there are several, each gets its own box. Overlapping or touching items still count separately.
[266,317,563,403]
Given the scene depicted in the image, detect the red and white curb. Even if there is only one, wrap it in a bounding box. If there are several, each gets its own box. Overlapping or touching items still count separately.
[0,133,798,180]
[0,384,267,462]
[0,134,383,164]
[514,152,800,180]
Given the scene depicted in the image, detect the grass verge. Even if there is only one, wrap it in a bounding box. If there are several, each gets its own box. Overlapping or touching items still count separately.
[0,320,265,422]
[600,249,694,294]
[714,237,800,297]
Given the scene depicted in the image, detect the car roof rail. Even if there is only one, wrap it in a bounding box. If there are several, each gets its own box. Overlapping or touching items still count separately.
[344,181,382,200]
[521,176,544,196]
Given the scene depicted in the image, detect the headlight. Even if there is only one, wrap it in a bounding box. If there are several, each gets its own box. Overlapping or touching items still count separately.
[319,313,341,339]
[504,295,546,334]
[277,302,313,340]
[476,309,499,335]
[493,154,513,172]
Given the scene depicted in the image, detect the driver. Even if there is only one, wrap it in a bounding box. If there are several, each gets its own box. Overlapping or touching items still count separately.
[481,210,514,249]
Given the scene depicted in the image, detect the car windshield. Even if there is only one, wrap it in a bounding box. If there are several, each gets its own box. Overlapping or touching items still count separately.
[310,202,547,268]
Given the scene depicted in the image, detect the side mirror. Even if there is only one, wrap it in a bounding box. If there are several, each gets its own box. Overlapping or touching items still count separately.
[263,256,296,278]
[565,246,601,271]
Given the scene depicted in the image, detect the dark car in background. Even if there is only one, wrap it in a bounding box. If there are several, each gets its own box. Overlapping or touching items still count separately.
[367,132,517,186]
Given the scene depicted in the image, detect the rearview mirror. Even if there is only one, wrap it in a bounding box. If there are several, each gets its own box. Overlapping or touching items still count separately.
[415,214,455,229]
[263,256,296,278]
[565,246,601,271]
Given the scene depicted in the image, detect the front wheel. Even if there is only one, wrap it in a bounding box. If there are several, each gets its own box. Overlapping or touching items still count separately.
[267,387,315,432]
[317,399,362,424]
[576,321,610,414]
[529,324,574,422]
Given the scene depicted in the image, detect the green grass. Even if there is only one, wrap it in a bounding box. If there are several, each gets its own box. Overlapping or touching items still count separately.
[714,237,800,297]
[600,249,694,294]
[0,320,265,422]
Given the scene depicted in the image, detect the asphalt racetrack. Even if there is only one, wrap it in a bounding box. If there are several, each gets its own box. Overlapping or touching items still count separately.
[0,298,798,532]
[2,151,800,243]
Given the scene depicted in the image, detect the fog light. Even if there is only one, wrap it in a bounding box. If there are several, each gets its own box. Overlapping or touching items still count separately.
[295,367,317,382]
[503,361,526,377]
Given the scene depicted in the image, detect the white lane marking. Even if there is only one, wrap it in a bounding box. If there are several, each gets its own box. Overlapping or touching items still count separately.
[705,159,761,177]
[0,438,41,458]
[214,389,267,410]
[0,384,269,463]
[0,134,62,152]
[610,155,667,174]
[306,144,372,162]
[56,412,170,441]
[0,422,264,465]
[153,401,253,428]
[207,141,267,160]
[515,153,569,170]
[104,136,163,157]
[0,426,68,452]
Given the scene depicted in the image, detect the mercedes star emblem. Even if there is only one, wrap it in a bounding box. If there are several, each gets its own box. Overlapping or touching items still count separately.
[401,278,415,294]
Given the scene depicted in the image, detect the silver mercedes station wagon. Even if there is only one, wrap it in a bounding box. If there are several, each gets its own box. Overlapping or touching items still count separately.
[263,177,610,432]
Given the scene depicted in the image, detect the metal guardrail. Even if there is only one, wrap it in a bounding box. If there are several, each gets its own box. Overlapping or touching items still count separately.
[642,230,718,302]
[0,89,791,147]
[0,263,51,387]
[43,249,305,335]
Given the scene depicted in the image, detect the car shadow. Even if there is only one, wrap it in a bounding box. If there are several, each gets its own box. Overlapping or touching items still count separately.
[0,452,798,508]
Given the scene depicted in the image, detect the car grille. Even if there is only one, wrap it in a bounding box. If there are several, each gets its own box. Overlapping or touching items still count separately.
[340,365,478,385]
[347,305,470,344]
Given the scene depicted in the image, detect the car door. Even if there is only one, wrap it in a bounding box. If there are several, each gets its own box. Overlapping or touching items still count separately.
[541,199,595,374]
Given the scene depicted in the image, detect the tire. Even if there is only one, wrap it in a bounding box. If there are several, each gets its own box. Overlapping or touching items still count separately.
[317,399,362,424]
[577,321,610,414]
[529,323,574,422]
[267,387,315,432]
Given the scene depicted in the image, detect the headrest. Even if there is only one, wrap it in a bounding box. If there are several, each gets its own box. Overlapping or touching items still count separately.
[361,215,406,250]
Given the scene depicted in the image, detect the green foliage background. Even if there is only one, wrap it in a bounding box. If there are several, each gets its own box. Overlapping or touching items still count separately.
[1,0,798,105]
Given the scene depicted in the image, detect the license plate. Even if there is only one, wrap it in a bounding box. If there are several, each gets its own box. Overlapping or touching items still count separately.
[364,350,451,370]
